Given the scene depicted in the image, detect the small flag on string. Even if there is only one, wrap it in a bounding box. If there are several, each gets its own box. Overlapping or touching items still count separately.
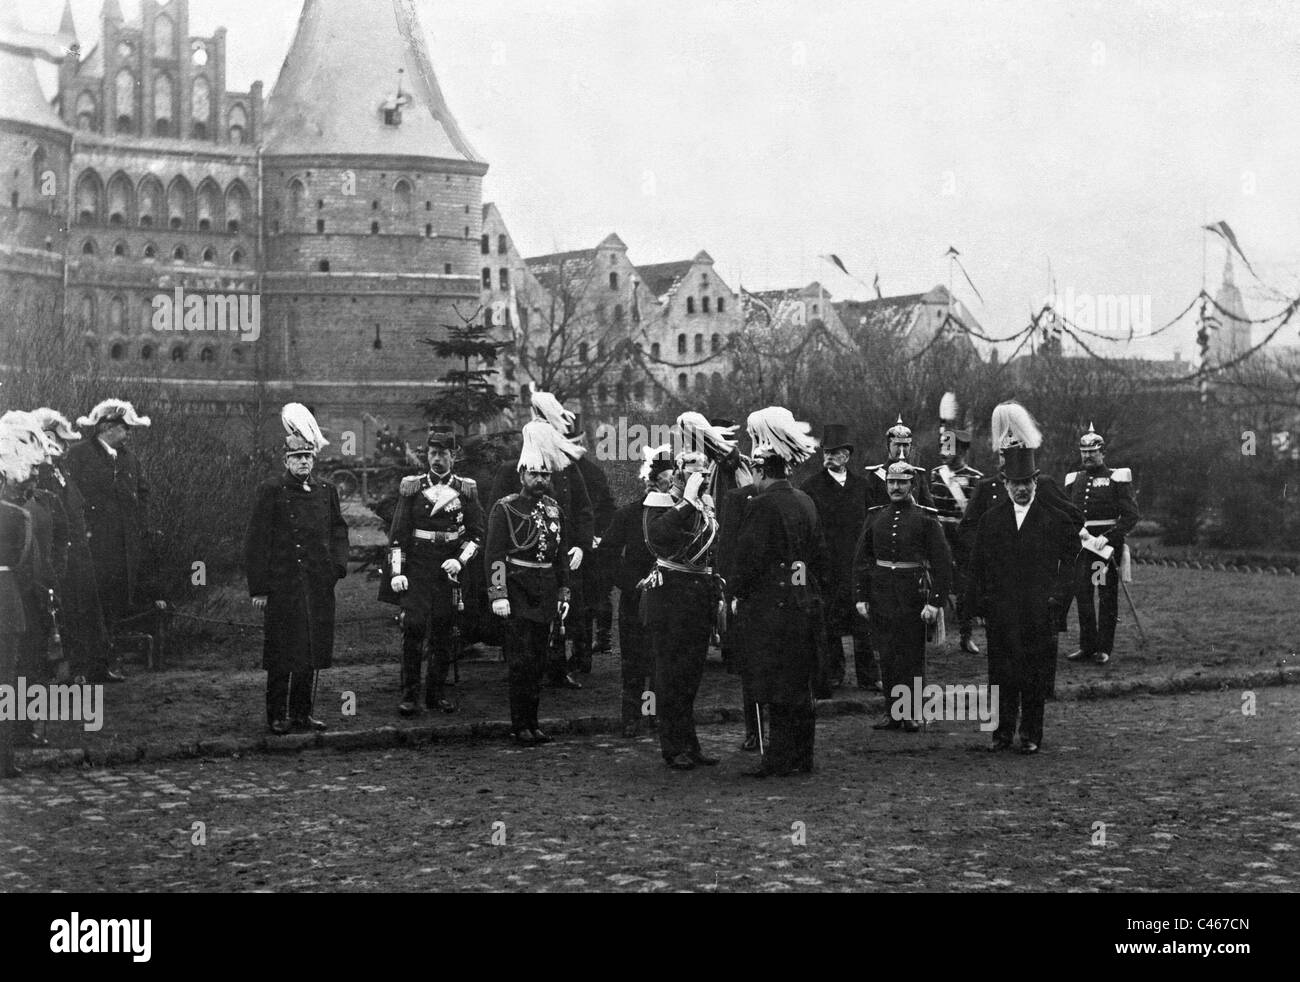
[1203,221,1259,279]
[944,246,985,306]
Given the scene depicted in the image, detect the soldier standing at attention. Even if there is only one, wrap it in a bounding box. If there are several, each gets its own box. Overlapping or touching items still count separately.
[929,394,984,654]
[381,425,484,716]
[485,421,576,745]
[865,415,936,510]
[853,461,952,732]
[246,405,350,735]
[1066,424,1139,666]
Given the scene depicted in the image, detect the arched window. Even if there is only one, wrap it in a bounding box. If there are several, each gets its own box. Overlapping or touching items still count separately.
[172,245,185,262]
[677,373,688,392]
[230,347,245,365]
[677,334,686,355]
[613,304,624,322]
[370,221,379,234]
[110,342,125,361]
[75,92,97,131]
[142,242,157,260]
[694,334,703,354]
[231,249,244,265]
[393,179,412,218]
[318,259,330,272]
[171,344,186,362]
[191,76,210,139]
[141,343,154,361]
[196,179,220,231]
[108,296,125,331]
[686,296,695,314]
[609,271,619,290]
[498,234,508,255]
[703,297,711,314]
[711,371,723,391]
[154,14,174,56]
[153,73,174,136]
[480,234,490,255]
[695,373,706,390]
[81,239,96,255]
[200,346,215,363]
[113,240,128,258]
[106,172,133,225]
[115,70,136,131]
[138,176,162,227]
[287,178,305,231]
[481,268,491,288]
[225,181,248,232]
[201,246,215,264]
[75,170,101,224]
[711,333,721,353]
[499,268,509,290]
[167,176,191,229]
[717,297,726,313]
[78,293,95,332]
[227,104,247,145]
[651,342,661,359]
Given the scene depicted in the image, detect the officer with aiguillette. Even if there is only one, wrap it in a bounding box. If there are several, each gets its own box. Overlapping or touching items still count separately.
[381,425,484,716]
[928,393,984,654]
[1065,423,1138,666]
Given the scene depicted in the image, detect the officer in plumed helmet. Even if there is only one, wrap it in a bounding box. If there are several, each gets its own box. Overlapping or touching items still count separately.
[381,425,484,716]
[245,405,350,735]
[1065,423,1139,666]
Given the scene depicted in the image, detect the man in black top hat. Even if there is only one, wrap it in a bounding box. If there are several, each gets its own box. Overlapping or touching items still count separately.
[800,423,879,691]
[381,425,484,715]
[964,446,1078,754]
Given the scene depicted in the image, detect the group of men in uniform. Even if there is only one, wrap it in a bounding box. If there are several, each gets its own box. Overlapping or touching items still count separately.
[0,399,149,777]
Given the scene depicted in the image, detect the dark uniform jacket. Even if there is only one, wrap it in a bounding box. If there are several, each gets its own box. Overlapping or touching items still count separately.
[1064,466,1139,552]
[963,495,1078,654]
[575,456,615,547]
[732,481,830,703]
[0,500,33,641]
[716,483,758,597]
[600,496,660,595]
[852,497,952,613]
[485,492,570,624]
[65,437,148,618]
[799,467,870,617]
[245,472,350,673]
[379,473,484,619]
[490,461,594,550]
[959,472,1081,546]
[38,465,108,672]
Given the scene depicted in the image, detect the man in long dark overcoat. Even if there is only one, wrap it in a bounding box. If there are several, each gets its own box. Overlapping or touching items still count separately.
[964,447,1078,754]
[246,405,350,734]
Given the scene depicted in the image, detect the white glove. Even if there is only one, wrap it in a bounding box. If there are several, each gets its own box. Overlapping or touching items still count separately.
[492,598,511,617]
[441,558,463,577]
[855,601,868,619]
[1095,535,1109,548]
[1078,526,1091,541]
[568,546,583,570]
[684,472,706,506]
[592,536,602,548]
[730,597,738,615]
[558,601,570,621]
[921,604,940,624]
[400,475,422,496]
[390,575,409,593]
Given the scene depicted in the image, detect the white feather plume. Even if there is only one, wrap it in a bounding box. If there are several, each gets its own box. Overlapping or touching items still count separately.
[77,398,151,429]
[939,391,959,423]
[32,408,81,448]
[0,411,57,462]
[530,391,576,434]
[518,420,584,473]
[638,443,673,482]
[675,412,738,461]
[0,416,48,482]
[990,400,1042,451]
[746,407,818,465]
[281,403,329,453]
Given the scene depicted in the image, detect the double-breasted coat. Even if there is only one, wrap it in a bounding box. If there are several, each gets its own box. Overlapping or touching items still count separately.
[245,473,350,673]
[799,467,871,633]
[65,438,148,623]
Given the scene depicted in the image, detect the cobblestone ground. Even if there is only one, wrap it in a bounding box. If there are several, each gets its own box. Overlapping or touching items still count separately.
[2,688,1297,892]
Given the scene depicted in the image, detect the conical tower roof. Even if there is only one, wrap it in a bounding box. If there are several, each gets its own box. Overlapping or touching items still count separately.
[263,0,484,167]
[0,9,71,134]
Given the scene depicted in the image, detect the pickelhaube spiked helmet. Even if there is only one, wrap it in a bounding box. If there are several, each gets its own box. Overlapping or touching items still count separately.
[886,414,912,443]
[1079,422,1105,451]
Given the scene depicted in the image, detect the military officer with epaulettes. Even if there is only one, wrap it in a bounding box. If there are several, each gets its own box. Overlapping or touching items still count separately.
[381,425,484,716]
[853,460,952,731]
[929,393,984,654]
[1065,423,1139,666]
[865,415,936,511]
[485,421,576,745]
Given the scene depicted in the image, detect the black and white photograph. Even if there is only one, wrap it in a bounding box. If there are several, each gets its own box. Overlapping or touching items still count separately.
[0,0,1294,931]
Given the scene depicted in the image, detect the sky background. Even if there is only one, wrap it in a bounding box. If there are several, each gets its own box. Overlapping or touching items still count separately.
[19,0,1300,360]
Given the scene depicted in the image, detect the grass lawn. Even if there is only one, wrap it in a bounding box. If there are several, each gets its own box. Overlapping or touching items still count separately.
[15,563,1297,757]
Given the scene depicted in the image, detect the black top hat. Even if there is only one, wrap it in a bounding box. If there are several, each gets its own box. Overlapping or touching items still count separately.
[820,423,853,453]
[427,425,458,451]
[1001,446,1038,481]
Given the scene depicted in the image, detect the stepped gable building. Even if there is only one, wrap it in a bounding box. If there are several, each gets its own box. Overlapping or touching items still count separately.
[1,0,488,451]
